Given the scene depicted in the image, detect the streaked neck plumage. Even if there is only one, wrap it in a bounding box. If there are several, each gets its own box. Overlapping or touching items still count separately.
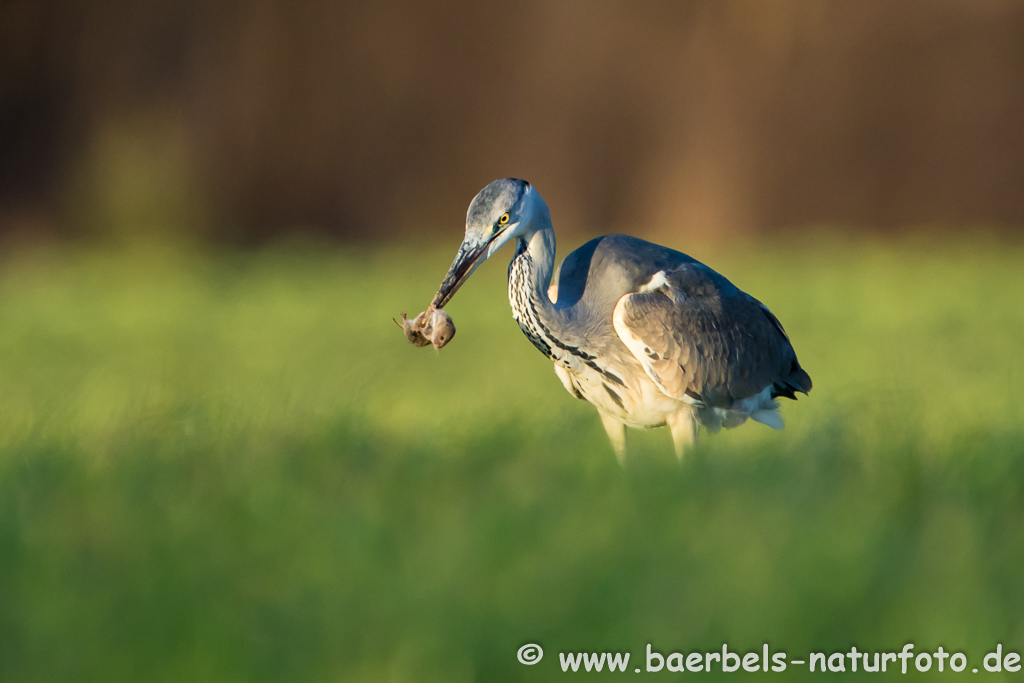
[516,221,556,299]
[508,218,572,359]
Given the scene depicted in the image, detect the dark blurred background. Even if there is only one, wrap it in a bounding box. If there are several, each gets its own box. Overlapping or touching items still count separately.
[3,0,1024,244]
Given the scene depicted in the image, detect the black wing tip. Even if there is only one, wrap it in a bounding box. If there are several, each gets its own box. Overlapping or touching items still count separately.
[794,368,813,393]
[772,385,797,400]
[772,367,812,400]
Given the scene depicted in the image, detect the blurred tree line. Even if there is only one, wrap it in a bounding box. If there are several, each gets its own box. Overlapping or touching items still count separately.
[2,0,1024,243]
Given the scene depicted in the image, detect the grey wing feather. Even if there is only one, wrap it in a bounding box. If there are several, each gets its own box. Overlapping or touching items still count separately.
[612,263,811,407]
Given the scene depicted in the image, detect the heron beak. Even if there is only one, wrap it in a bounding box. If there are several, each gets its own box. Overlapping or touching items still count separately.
[431,234,497,309]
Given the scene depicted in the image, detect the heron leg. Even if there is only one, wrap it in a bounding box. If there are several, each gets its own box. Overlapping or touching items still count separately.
[598,410,627,465]
[667,408,698,461]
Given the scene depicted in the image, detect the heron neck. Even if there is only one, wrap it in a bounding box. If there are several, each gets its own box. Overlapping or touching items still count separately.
[509,224,575,359]
[520,225,556,300]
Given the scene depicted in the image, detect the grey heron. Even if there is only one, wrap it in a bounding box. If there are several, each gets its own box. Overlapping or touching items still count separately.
[429,178,811,462]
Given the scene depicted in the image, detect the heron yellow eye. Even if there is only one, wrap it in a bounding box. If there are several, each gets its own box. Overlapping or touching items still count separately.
[499,213,510,225]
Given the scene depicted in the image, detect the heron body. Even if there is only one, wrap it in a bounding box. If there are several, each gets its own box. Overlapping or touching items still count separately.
[431,178,811,462]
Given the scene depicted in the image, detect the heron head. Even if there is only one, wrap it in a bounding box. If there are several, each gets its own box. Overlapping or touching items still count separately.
[431,178,547,308]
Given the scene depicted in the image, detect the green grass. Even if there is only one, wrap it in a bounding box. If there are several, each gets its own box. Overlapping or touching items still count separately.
[0,236,1022,681]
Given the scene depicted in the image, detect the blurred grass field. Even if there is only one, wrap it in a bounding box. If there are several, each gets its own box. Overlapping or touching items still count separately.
[0,236,1022,682]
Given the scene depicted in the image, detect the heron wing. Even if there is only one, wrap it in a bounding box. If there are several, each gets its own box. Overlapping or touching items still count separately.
[612,263,811,407]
